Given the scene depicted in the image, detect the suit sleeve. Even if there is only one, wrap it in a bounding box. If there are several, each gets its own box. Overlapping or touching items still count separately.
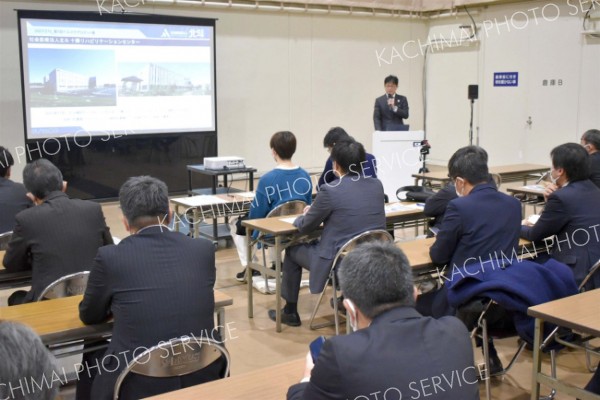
[97,207,114,246]
[429,201,462,265]
[79,252,112,324]
[294,187,332,234]
[424,184,456,218]
[520,193,569,242]
[395,95,409,119]
[287,340,345,400]
[2,216,31,271]
[373,99,382,131]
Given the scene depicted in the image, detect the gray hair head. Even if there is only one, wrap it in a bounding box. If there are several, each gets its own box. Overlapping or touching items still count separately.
[22,159,63,200]
[119,176,169,229]
[0,321,59,400]
[338,241,414,319]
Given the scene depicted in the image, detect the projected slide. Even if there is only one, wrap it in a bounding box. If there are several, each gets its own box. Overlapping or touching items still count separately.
[20,16,215,139]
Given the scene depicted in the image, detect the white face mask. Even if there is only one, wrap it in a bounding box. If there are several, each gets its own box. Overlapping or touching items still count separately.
[454,178,464,198]
[345,300,359,331]
[550,171,559,185]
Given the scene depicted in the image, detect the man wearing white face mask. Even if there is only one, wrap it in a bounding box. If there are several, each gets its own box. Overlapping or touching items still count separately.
[521,143,600,290]
[580,129,600,189]
[287,242,479,400]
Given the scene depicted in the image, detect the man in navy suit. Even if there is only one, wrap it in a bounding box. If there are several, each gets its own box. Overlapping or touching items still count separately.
[79,176,225,400]
[317,127,377,189]
[428,145,521,375]
[521,143,600,289]
[373,75,409,131]
[0,146,32,234]
[271,139,386,327]
[287,242,479,400]
[581,129,600,188]
[4,159,112,305]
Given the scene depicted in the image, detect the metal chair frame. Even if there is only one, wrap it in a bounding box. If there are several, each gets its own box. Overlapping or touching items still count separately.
[0,231,13,251]
[37,271,91,301]
[256,200,308,293]
[308,229,394,335]
[113,336,230,400]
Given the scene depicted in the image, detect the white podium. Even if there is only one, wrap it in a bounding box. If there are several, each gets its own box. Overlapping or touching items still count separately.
[372,130,424,200]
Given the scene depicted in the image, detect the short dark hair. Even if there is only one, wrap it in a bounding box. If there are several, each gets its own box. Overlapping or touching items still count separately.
[270,131,296,160]
[448,146,489,184]
[0,146,14,178]
[119,176,169,228]
[23,159,63,199]
[323,127,350,148]
[339,242,414,319]
[384,75,398,85]
[551,143,590,182]
[582,129,600,151]
[330,138,366,176]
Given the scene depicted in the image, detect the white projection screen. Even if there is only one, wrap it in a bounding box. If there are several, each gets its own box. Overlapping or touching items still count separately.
[18,10,216,140]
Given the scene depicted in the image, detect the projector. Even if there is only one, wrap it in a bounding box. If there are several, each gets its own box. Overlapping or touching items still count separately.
[204,156,245,170]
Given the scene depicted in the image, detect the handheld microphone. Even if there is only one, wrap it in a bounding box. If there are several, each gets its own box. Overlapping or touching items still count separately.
[387,94,394,110]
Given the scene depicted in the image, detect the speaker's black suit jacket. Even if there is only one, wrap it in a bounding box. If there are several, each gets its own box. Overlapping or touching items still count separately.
[0,177,32,233]
[3,191,112,302]
[373,93,409,131]
[287,307,479,400]
[79,227,224,400]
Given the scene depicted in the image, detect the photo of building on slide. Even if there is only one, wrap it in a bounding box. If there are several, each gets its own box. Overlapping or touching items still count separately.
[119,62,212,96]
[28,48,117,107]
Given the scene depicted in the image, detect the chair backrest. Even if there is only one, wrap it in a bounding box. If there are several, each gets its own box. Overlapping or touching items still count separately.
[491,173,502,187]
[37,271,91,301]
[579,258,600,292]
[266,200,307,218]
[331,230,394,269]
[0,231,13,251]
[113,336,230,400]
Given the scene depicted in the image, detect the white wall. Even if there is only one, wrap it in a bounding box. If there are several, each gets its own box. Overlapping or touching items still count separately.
[424,1,600,167]
[0,0,427,182]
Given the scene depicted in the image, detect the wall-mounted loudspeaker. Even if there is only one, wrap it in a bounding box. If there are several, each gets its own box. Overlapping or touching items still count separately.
[468,84,478,100]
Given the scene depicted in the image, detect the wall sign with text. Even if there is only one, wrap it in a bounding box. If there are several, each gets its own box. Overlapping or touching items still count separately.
[494,72,519,87]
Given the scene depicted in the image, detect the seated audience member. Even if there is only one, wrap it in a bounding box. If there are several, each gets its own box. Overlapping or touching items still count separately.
[270,139,385,327]
[230,131,312,282]
[0,146,32,233]
[287,242,479,400]
[317,127,376,189]
[3,159,112,305]
[0,321,59,400]
[427,145,521,374]
[521,143,600,289]
[581,128,600,188]
[79,176,226,400]
[423,182,457,234]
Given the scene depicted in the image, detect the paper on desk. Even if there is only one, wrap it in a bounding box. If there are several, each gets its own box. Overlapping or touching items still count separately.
[385,203,421,213]
[233,191,255,198]
[279,217,297,224]
[175,195,228,207]
[527,214,541,225]
[522,185,546,191]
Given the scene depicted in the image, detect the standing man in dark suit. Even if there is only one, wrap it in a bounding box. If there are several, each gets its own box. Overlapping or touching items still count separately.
[373,75,409,131]
[0,146,32,234]
[287,242,479,400]
[79,176,226,400]
[581,129,600,188]
[428,146,521,374]
[270,139,386,327]
[3,159,112,305]
[521,143,600,289]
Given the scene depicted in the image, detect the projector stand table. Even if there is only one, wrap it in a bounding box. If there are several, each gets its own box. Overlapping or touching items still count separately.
[186,164,257,241]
